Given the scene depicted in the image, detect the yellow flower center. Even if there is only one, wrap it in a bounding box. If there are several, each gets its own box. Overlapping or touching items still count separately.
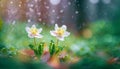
[30,28,38,35]
[57,28,65,36]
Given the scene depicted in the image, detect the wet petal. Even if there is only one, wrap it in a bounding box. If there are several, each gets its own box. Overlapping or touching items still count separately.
[38,28,42,33]
[57,36,64,41]
[31,24,36,28]
[61,25,67,31]
[55,24,59,30]
[50,31,57,36]
[35,34,43,38]
[28,34,34,38]
[64,31,70,37]
[25,27,31,33]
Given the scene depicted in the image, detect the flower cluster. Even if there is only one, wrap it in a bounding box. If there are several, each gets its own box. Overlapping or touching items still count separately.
[26,24,70,41]
[25,24,70,60]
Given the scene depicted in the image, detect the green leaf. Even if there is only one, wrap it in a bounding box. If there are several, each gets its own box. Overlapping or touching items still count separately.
[9,47,16,51]
[29,44,35,50]
[38,42,44,56]
[55,46,64,54]
[0,43,5,50]
[8,47,17,56]
[29,44,39,56]
[34,49,38,55]
[49,40,56,56]
[1,48,8,54]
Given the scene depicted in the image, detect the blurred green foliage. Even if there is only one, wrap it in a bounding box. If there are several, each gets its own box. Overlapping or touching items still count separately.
[67,20,120,69]
[0,20,120,69]
[70,56,120,69]
[0,57,51,69]
[0,18,2,31]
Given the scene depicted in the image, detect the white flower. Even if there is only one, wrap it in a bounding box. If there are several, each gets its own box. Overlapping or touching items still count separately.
[50,24,70,41]
[25,25,43,38]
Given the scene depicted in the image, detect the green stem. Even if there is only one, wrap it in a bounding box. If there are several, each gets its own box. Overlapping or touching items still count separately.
[34,37,36,46]
[56,39,59,46]
[39,38,42,45]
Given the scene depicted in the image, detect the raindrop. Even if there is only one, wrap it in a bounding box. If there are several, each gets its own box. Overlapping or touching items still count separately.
[68,2,71,5]
[29,8,34,12]
[38,18,42,21]
[42,22,46,25]
[45,6,50,9]
[35,0,38,2]
[89,0,99,4]
[19,4,22,7]
[52,10,56,13]
[60,10,64,13]
[37,12,41,16]
[102,0,111,4]
[10,1,13,4]
[28,19,31,23]
[57,16,60,19]
[75,11,79,14]
[28,4,34,7]
[50,0,61,5]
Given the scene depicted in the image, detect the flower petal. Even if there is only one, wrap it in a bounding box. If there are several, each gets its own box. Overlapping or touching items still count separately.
[38,28,42,33]
[28,34,34,38]
[50,31,57,36]
[57,36,64,41]
[55,24,59,30]
[31,24,36,28]
[64,31,70,37]
[61,25,67,31]
[25,27,31,33]
[35,34,43,38]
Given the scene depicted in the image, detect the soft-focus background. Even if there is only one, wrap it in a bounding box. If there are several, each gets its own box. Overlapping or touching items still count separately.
[0,0,120,69]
